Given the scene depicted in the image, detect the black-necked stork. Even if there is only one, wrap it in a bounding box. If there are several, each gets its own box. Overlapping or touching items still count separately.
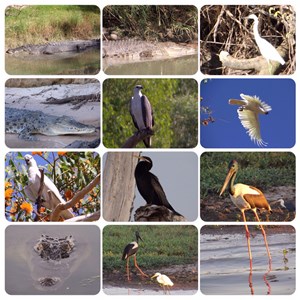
[122,231,148,281]
[134,156,182,216]
[130,85,154,148]
[219,160,272,269]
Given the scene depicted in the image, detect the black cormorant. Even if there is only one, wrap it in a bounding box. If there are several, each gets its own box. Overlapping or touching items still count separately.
[134,156,182,216]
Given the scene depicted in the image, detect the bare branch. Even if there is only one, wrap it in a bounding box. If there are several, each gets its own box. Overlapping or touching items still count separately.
[121,128,154,148]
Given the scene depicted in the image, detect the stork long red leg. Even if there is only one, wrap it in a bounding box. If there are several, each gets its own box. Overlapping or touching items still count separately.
[126,258,131,281]
[134,255,148,277]
[252,209,272,265]
[241,209,253,270]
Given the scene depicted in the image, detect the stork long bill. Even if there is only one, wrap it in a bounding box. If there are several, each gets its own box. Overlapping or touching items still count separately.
[219,168,235,196]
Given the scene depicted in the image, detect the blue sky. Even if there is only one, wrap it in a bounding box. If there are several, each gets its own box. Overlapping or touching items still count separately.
[200,79,295,148]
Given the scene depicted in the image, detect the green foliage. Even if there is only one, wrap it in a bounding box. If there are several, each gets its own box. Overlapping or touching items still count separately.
[103,5,197,41]
[103,225,198,271]
[5,5,100,47]
[5,152,100,221]
[103,79,198,148]
[200,152,295,197]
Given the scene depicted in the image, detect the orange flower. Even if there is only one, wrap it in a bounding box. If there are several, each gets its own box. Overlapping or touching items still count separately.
[58,151,67,156]
[20,202,33,215]
[5,188,14,200]
[65,189,73,200]
[31,151,43,156]
[5,181,12,188]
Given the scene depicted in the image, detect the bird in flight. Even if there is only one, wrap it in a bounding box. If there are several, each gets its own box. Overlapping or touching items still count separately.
[229,93,272,146]
[130,85,154,148]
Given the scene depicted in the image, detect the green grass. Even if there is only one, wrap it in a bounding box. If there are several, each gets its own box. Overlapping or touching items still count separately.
[103,225,198,272]
[200,152,295,197]
[5,5,100,48]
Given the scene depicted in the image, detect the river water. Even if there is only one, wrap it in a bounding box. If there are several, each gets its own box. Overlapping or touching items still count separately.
[200,230,295,295]
[5,225,100,295]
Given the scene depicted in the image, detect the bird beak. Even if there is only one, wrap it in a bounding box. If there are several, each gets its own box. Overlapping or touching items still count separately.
[219,168,235,196]
[133,155,148,163]
[151,274,157,279]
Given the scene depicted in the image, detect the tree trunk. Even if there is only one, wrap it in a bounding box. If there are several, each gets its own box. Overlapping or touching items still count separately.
[103,152,139,221]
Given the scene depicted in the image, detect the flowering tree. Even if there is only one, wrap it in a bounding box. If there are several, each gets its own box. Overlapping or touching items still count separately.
[5,152,100,222]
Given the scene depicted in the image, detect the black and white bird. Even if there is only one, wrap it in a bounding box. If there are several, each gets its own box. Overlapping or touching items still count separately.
[121,231,148,281]
[24,154,74,220]
[130,85,154,148]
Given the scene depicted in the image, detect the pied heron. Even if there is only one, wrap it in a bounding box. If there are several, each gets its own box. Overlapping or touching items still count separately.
[122,231,148,281]
[151,272,174,293]
[130,85,154,148]
[134,156,182,217]
[219,160,272,269]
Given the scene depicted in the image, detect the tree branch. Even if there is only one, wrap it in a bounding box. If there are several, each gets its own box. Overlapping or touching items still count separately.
[122,128,154,148]
[50,173,101,221]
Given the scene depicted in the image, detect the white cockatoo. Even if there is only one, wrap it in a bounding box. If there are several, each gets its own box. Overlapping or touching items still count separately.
[24,154,74,219]
[229,93,272,146]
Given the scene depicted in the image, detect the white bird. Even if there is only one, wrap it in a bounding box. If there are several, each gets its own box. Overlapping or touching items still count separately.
[229,93,272,147]
[24,154,74,220]
[247,14,285,66]
[151,272,174,293]
[130,85,154,148]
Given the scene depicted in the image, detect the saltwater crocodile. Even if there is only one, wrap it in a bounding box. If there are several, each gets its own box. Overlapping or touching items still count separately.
[102,39,197,60]
[6,107,96,141]
[6,39,100,55]
[32,234,76,289]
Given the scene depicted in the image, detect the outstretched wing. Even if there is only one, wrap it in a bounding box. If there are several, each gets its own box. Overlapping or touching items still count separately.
[237,108,267,146]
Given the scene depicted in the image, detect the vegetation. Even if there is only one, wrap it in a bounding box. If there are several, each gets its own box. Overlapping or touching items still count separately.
[103,79,198,148]
[5,5,100,48]
[5,152,100,221]
[103,5,197,42]
[200,5,295,75]
[200,152,295,197]
[103,225,198,271]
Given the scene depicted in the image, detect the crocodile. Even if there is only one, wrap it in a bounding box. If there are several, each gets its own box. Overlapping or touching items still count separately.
[6,39,100,55]
[102,39,197,60]
[6,107,96,141]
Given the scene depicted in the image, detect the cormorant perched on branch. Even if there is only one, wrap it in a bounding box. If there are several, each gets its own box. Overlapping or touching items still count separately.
[134,156,182,216]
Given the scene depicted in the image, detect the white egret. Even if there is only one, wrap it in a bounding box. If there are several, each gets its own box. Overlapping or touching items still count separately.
[247,14,285,66]
[151,272,174,293]
[219,160,272,269]
[229,93,272,147]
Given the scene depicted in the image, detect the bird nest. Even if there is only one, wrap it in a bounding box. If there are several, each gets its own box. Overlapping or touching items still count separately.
[200,5,295,75]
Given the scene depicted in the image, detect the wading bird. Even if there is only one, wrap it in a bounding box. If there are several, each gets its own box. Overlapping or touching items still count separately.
[247,14,285,66]
[151,272,174,294]
[130,85,154,148]
[122,231,148,281]
[24,154,74,220]
[229,93,272,147]
[134,156,182,216]
[219,160,272,269]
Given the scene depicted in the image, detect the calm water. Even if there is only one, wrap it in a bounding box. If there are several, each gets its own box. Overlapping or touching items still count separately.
[200,232,295,295]
[5,225,100,295]
[103,54,198,75]
[5,49,100,75]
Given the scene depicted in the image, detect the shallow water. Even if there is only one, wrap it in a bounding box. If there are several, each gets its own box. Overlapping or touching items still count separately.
[5,225,100,295]
[103,54,198,75]
[200,232,295,295]
[103,285,197,295]
[5,49,100,75]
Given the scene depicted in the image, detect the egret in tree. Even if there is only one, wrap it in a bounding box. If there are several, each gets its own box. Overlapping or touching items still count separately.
[121,231,148,281]
[219,160,272,269]
[151,272,174,294]
[229,93,272,147]
[247,14,285,68]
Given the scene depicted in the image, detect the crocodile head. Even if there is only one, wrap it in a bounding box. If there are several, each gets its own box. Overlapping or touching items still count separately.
[38,116,96,136]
